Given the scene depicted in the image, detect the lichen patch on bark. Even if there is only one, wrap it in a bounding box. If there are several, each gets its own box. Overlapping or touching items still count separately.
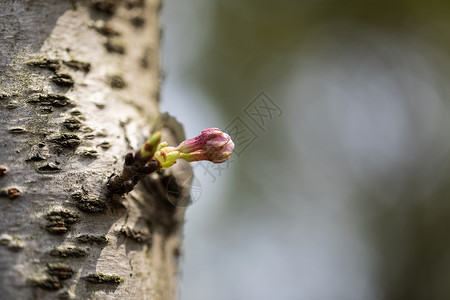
[84,273,124,284]
[45,209,80,235]
[49,247,87,258]
[47,263,74,280]
[76,234,109,245]
[71,191,107,213]
[119,226,152,243]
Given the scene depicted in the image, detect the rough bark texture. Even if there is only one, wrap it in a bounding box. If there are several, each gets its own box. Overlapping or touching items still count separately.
[0,1,191,299]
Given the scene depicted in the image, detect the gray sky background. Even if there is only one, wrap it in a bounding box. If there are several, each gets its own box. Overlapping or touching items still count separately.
[160,1,450,300]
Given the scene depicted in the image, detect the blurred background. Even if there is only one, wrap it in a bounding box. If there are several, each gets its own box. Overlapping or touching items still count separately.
[160,1,450,300]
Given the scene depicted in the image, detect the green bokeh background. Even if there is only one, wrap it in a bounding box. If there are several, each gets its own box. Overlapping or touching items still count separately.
[161,1,450,299]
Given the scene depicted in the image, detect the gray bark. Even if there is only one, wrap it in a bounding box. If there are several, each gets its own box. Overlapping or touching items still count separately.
[0,1,191,299]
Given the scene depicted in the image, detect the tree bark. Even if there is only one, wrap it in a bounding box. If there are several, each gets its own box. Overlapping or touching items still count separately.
[0,1,191,299]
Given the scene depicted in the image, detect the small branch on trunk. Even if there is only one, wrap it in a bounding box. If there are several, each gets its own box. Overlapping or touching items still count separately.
[107,128,235,194]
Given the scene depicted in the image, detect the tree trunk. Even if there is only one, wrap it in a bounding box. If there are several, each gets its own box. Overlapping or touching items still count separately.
[0,1,191,299]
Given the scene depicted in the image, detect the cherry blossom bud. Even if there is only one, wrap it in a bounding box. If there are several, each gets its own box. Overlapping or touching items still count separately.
[177,128,234,163]
[177,128,228,153]
[154,128,234,169]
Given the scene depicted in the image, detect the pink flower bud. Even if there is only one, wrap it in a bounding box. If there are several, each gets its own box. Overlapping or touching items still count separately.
[177,128,234,163]
[176,128,226,153]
